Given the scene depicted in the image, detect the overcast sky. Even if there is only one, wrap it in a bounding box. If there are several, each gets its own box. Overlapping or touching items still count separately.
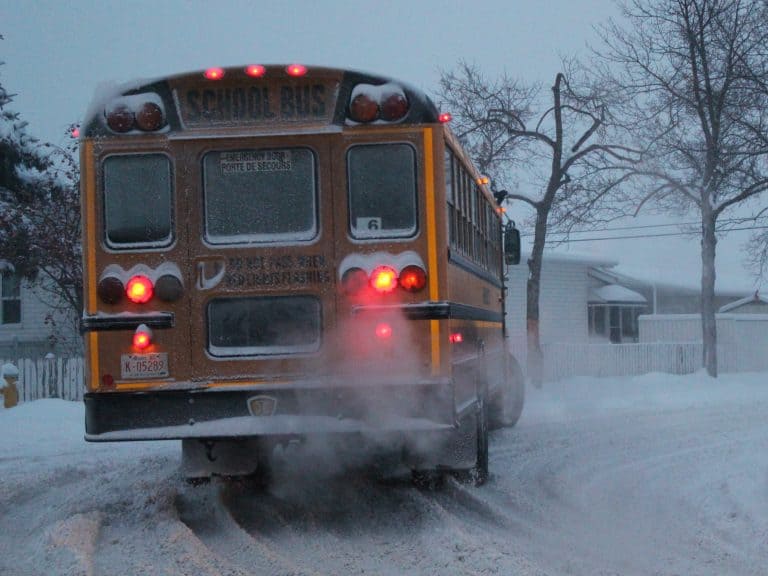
[1,0,764,293]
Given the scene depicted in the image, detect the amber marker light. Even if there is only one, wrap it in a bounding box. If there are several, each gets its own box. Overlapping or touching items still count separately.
[477,176,490,185]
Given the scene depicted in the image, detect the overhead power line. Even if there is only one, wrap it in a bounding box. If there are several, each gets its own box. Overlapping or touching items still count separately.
[544,224,768,244]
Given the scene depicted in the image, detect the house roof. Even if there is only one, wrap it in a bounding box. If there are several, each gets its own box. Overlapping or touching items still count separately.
[589,283,648,305]
[718,292,768,312]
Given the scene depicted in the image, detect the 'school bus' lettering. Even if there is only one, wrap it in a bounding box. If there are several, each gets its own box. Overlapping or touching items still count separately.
[80,64,523,486]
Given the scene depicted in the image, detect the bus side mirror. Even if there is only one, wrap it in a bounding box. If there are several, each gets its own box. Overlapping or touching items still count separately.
[504,223,521,266]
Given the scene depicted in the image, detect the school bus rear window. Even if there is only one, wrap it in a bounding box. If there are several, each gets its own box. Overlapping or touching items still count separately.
[102,154,173,248]
[207,295,321,357]
[348,143,417,238]
[203,148,317,244]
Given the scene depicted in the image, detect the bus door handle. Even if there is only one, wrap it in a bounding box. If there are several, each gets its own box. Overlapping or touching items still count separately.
[196,258,226,290]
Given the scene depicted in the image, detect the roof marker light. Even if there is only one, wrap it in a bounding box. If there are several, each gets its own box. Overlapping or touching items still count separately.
[246,64,266,77]
[286,64,307,77]
[439,112,452,123]
[204,67,225,80]
[477,176,490,185]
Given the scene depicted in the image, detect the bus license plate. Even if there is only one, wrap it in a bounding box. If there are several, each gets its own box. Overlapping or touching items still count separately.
[121,353,169,379]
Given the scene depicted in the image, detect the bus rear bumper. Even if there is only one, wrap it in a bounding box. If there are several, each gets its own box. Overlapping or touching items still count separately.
[84,379,457,441]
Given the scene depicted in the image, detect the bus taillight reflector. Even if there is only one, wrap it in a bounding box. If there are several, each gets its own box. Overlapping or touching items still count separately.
[349,93,379,123]
[133,324,153,351]
[245,64,266,77]
[380,92,409,121]
[399,265,427,292]
[371,266,398,293]
[135,102,165,131]
[204,67,225,80]
[126,275,154,304]
[286,64,307,77]
[375,323,393,340]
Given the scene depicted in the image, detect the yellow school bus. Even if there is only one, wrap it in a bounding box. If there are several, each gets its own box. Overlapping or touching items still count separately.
[79,64,523,485]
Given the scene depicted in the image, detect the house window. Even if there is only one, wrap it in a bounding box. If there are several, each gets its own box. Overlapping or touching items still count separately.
[1,272,21,325]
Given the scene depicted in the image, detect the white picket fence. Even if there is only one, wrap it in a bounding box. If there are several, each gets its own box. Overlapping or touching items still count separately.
[541,342,703,382]
[2,357,85,402]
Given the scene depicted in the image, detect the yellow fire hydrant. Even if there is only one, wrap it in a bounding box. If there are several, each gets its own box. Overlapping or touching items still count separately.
[1,363,19,409]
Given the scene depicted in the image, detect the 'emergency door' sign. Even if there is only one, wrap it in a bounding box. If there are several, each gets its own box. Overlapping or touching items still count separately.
[220,150,292,174]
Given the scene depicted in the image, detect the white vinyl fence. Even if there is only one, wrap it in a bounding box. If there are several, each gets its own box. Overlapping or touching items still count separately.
[1,357,84,402]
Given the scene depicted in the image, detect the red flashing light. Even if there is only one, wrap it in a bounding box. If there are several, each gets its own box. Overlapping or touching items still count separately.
[133,324,153,351]
[399,265,427,292]
[371,266,398,293]
[126,275,154,304]
[439,112,452,123]
[204,67,225,80]
[286,64,307,77]
[380,92,409,121]
[449,333,463,344]
[349,93,379,123]
[245,64,266,77]
[375,323,393,340]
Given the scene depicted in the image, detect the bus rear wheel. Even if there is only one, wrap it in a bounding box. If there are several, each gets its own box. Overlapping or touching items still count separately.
[489,355,525,429]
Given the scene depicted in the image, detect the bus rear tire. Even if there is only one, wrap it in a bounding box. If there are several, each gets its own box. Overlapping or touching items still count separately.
[489,355,525,429]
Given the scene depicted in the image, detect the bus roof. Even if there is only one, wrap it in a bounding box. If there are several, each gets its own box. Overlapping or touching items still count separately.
[82,65,441,138]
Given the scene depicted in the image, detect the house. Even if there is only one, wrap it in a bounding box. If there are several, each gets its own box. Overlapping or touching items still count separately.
[505,251,754,375]
[0,261,80,358]
[719,291,768,314]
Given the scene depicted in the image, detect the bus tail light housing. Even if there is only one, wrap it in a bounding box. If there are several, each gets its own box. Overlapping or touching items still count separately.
[105,105,135,133]
[126,275,154,304]
[155,274,183,302]
[135,102,165,131]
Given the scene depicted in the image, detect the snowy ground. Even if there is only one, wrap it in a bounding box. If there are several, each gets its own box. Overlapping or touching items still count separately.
[2,370,768,576]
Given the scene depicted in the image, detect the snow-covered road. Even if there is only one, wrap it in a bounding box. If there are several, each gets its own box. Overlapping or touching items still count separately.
[2,371,767,575]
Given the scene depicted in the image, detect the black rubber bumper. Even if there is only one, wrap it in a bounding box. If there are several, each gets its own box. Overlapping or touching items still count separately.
[84,380,456,441]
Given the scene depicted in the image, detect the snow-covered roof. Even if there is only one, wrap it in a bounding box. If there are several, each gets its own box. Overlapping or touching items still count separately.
[589,283,647,305]
[718,292,768,313]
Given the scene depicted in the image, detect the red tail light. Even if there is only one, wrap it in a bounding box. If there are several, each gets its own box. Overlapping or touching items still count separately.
[399,265,427,292]
[126,275,154,304]
[375,323,393,340]
[133,324,153,351]
[371,266,398,293]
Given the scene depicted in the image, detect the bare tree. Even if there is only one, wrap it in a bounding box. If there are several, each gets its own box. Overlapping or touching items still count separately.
[439,62,639,383]
[594,0,768,376]
[0,56,82,342]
